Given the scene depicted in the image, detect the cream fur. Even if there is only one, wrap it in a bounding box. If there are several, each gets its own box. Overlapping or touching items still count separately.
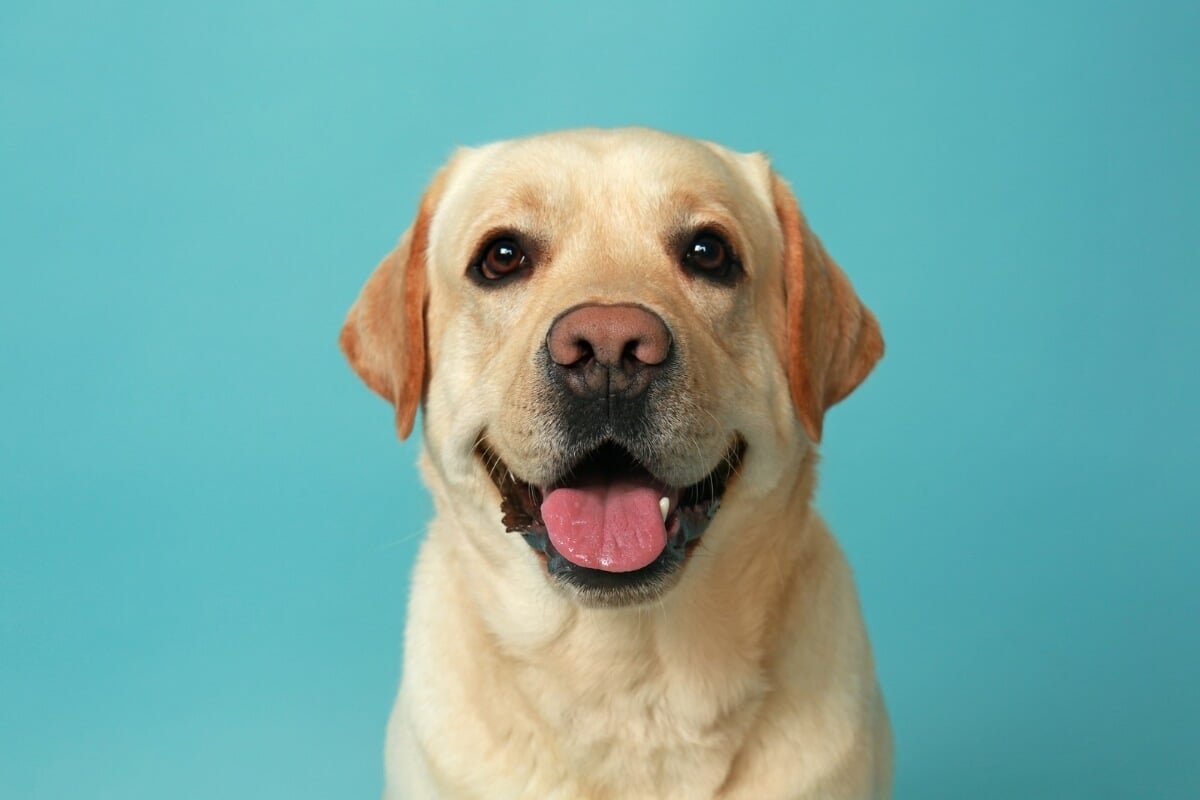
[342,128,891,799]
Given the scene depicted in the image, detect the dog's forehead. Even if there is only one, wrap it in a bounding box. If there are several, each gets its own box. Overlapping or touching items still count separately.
[460,128,760,198]
[428,129,775,265]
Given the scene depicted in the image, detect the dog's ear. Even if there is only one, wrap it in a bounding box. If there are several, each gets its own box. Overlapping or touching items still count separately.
[339,177,443,440]
[772,174,884,443]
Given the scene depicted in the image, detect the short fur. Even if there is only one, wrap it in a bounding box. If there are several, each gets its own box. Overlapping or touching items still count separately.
[341,128,891,799]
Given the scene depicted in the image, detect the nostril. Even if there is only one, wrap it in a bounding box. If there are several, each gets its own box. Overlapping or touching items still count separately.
[570,337,594,366]
[548,324,593,367]
[547,303,671,372]
[633,334,669,366]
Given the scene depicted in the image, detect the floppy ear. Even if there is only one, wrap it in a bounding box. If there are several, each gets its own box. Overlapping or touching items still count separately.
[338,182,441,440]
[772,174,884,443]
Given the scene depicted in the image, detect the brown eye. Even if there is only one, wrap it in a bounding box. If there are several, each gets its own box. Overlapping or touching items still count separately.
[683,231,737,280]
[478,238,529,281]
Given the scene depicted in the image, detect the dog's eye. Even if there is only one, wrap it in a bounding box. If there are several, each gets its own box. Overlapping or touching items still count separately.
[683,231,738,280]
[476,238,530,281]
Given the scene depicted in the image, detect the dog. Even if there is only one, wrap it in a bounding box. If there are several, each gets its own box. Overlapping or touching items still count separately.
[340,128,891,799]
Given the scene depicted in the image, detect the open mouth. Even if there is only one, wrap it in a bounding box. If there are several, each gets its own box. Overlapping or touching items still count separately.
[478,437,745,603]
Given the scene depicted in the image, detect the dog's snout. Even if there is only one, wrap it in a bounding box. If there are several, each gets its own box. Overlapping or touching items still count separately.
[546,303,671,398]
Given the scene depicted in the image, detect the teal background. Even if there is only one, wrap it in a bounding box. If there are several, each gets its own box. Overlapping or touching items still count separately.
[3,1,1197,797]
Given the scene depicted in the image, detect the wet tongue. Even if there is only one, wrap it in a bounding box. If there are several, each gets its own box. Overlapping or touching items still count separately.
[541,479,667,572]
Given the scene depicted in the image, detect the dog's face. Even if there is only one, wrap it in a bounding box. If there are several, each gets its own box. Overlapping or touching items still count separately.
[341,129,881,607]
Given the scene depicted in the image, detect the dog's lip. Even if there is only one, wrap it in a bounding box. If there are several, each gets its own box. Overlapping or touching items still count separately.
[476,436,746,557]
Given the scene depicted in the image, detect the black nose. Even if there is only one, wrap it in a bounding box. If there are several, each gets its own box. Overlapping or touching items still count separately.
[545,303,672,399]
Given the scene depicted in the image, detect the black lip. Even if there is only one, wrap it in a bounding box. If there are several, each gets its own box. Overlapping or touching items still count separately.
[522,525,685,599]
[478,437,745,604]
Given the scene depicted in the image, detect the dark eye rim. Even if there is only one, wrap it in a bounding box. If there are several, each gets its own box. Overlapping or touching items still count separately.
[680,227,743,284]
[468,232,535,286]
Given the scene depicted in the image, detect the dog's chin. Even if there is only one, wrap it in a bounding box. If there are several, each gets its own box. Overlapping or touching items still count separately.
[477,436,746,608]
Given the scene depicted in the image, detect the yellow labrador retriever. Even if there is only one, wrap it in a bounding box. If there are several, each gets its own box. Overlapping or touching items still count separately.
[341,128,891,799]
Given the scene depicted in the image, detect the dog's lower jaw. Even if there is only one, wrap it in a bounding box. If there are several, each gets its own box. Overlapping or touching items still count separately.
[388,464,891,800]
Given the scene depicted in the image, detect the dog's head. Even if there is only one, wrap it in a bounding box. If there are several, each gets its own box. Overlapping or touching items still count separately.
[341,129,882,607]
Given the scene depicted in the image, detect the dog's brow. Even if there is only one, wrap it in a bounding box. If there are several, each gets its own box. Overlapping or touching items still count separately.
[507,183,548,212]
[663,191,742,228]
[465,208,546,247]
[461,183,555,233]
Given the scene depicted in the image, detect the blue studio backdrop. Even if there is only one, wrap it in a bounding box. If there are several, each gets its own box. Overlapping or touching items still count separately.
[2,2,1197,798]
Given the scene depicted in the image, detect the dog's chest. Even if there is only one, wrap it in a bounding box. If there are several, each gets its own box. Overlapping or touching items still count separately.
[500,644,766,799]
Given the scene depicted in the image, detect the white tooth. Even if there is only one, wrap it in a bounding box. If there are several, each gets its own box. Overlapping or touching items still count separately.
[659,496,670,521]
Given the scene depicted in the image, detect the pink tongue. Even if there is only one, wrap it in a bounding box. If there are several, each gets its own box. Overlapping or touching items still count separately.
[540,480,667,572]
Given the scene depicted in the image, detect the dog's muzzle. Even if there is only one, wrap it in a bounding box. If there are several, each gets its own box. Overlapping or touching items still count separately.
[473,302,744,606]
